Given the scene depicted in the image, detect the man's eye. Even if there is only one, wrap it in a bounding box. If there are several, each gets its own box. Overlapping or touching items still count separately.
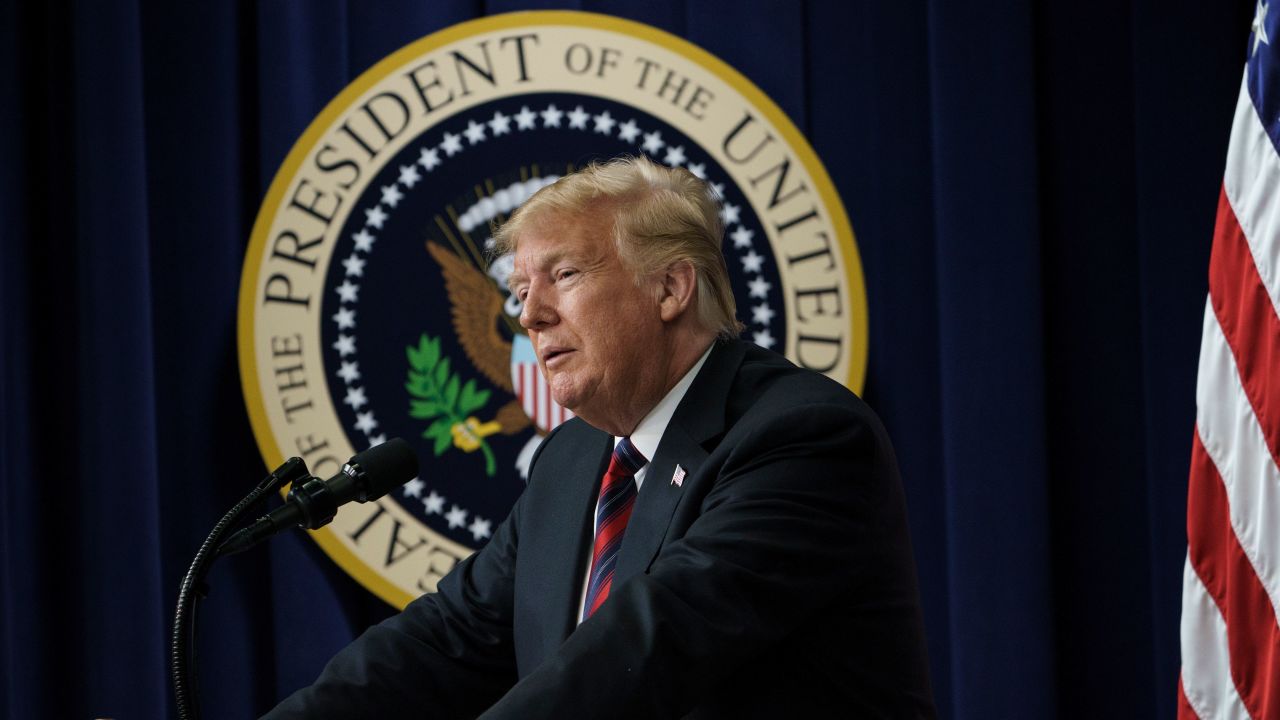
[556,269,576,281]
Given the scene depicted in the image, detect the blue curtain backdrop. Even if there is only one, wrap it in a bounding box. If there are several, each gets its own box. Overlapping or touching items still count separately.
[0,1,1255,717]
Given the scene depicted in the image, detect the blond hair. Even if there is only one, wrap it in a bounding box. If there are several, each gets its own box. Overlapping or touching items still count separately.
[493,155,743,338]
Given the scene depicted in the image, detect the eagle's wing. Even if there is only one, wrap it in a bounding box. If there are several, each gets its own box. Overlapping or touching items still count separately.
[425,242,513,393]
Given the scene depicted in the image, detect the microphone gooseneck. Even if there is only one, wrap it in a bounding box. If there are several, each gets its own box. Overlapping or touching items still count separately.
[174,439,420,719]
[218,438,419,556]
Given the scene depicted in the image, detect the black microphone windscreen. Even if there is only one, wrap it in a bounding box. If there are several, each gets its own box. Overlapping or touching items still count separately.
[351,438,419,499]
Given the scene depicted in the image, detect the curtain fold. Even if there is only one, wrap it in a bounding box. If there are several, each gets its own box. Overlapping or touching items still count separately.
[65,0,169,717]
[926,3,1054,717]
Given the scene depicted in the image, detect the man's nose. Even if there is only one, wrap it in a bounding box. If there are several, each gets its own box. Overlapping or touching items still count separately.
[519,283,556,330]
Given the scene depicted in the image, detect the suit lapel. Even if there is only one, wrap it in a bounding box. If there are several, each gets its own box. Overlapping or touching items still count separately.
[541,429,611,644]
[613,340,747,583]
[614,426,706,581]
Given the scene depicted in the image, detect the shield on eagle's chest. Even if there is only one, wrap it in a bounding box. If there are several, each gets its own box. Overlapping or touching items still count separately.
[510,334,574,433]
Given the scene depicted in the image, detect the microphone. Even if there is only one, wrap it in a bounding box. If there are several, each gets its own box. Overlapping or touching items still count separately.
[218,438,418,556]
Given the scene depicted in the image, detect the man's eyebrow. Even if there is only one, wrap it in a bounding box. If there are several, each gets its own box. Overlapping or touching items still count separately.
[507,249,574,291]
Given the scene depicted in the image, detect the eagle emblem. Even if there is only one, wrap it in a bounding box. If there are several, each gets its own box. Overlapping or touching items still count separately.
[418,240,575,478]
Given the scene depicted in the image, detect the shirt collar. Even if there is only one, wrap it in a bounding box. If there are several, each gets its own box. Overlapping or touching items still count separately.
[618,343,714,466]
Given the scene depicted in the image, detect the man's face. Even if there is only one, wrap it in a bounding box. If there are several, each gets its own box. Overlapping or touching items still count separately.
[508,210,670,434]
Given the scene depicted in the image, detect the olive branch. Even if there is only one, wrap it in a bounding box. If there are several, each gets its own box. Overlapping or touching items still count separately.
[405,333,496,476]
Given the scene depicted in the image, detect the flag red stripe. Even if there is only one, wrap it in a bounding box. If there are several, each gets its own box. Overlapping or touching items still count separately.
[1178,675,1202,720]
[1188,430,1280,719]
[1209,184,1280,467]
[528,365,536,419]
[543,371,551,429]
[534,365,543,427]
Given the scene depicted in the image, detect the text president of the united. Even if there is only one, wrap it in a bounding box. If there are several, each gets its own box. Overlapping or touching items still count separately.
[265,155,935,718]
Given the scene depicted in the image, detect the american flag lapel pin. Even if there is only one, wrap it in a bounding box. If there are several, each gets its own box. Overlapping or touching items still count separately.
[671,464,686,487]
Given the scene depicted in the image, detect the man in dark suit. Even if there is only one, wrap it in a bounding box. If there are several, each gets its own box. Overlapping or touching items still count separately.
[266,156,934,718]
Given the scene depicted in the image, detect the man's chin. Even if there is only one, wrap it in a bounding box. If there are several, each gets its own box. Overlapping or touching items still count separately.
[551,391,605,431]
[547,384,581,415]
[549,381,616,432]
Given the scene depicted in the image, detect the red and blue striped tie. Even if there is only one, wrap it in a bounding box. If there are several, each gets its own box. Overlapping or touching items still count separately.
[583,437,647,619]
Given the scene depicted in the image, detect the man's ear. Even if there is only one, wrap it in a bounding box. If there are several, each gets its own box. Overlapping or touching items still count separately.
[658,261,697,323]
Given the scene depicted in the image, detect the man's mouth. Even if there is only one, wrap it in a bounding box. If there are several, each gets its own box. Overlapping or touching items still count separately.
[541,346,573,367]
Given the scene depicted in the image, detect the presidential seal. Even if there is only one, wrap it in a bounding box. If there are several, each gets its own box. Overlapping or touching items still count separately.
[238,11,868,608]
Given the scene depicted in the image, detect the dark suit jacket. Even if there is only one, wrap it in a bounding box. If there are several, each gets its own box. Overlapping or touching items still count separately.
[266,340,935,718]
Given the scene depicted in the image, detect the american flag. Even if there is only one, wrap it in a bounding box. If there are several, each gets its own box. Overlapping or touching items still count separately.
[1178,4,1280,718]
